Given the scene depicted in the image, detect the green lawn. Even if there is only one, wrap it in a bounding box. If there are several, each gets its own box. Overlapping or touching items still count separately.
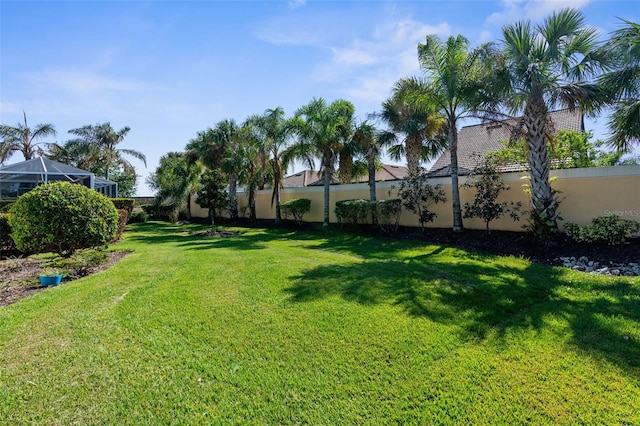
[1,222,638,425]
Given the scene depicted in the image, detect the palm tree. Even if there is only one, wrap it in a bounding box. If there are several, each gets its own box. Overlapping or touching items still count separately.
[186,120,242,219]
[376,79,447,177]
[234,118,268,221]
[0,112,56,163]
[599,19,640,152]
[494,8,609,234]
[288,98,355,228]
[351,120,381,204]
[67,123,146,181]
[147,152,202,221]
[417,34,491,232]
[250,107,296,224]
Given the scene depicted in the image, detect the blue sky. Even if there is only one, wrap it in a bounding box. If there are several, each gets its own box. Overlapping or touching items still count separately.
[1,0,638,195]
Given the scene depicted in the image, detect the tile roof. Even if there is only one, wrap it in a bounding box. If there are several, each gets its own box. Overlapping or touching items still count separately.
[428,109,584,177]
[284,164,410,187]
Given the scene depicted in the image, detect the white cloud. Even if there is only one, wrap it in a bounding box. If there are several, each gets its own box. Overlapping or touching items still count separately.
[316,18,451,103]
[22,68,151,96]
[288,0,306,9]
[486,0,591,25]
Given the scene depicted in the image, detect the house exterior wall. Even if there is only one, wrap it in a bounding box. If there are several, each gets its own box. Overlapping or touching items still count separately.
[190,165,640,232]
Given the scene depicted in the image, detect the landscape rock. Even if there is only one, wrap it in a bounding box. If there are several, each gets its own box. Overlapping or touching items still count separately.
[557,256,639,276]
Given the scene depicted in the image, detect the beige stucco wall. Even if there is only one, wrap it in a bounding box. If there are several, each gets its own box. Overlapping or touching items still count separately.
[191,165,640,232]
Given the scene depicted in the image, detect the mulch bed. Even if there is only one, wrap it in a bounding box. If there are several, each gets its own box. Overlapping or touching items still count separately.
[0,251,130,308]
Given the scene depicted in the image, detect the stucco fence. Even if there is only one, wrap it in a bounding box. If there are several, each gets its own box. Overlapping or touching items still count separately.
[190,165,640,232]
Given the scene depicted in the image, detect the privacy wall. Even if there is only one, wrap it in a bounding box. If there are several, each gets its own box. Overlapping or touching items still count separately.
[190,165,640,232]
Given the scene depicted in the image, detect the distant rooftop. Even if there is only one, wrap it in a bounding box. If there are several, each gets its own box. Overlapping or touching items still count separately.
[284,164,410,187]
[428,109,584,177]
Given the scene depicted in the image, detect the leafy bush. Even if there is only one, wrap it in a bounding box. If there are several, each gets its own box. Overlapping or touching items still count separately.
[114,209,129,241]
[280,198,311,227]
[398,173,446,231]
[8,182,119,256]
[335,199,372,226]
[564,215,640,245]
[111,198,135,216]
[0,200,15,213]
[129,210,149,223]
[375,199,402,234]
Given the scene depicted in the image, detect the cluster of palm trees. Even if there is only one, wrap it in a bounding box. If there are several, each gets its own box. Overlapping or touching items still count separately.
[0,119,146,197]
[155,9,637,234]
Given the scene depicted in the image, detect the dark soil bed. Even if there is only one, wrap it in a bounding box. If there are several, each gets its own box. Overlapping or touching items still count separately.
[0,251,130,308]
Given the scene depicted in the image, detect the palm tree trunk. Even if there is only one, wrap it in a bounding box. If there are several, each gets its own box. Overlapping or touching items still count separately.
[524,98,558,232]
[228,173,238,219]
[338,152,353,184]
[368,149,377,225]
[249,187,256,222]
[449,121,463,232]
[323,160,332,228]
[406,136,421,176]
[186,192,192,221]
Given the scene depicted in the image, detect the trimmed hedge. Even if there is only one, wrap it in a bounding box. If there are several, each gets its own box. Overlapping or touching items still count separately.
[8,182,119,256]
[114,209,129,241]
[335,199,372,225]
[129,210,149,223]
[281,198,311,226]
[111,198,135,216]
[565,215,640,245]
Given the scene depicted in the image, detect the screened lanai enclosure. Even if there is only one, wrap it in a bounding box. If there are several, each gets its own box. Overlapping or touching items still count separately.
[0,158,117,199]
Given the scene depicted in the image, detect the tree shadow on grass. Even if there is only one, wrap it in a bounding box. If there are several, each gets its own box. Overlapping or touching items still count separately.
[284,254,640,373]
[124,222,317,252]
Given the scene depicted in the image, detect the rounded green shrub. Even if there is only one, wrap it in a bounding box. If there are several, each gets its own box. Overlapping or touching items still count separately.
[8,182,119,256]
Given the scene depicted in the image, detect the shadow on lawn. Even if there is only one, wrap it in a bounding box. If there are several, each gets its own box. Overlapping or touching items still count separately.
[124,221,319,252]
[285,235,640,373]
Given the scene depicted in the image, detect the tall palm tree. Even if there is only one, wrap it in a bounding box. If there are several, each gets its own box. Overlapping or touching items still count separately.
[377,79,447,177]
[67,123,146,181]
[251,107,296,224]
[234,118,268,222]
[351,120,381,204]
[417,34,490,232]
[288,98,355,228]
[599,19,640,152]
[494,8,609,233]
[0,112,56,163]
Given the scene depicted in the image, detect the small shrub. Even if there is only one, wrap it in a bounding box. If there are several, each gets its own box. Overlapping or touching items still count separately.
[281,198,311,227]
[335,199,372,226]
[564,215,640,245]
[114,209,129,241]
[398,172,446,232]
[8,182,119,256]
[463,157,521,233]
[129,210,149,223]
[46,248,110,278]
[111,198,135,216]
[375,199,401,234]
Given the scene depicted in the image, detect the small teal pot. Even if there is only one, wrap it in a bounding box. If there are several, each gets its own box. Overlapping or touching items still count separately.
[39,274,62,287]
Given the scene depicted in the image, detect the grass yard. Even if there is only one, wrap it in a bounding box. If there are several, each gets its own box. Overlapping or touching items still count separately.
[0,221,638,424]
